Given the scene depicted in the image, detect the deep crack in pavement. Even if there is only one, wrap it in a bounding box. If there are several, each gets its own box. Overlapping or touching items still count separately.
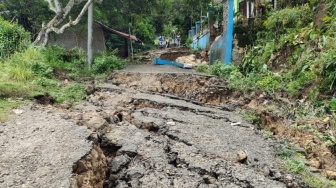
[0,67,309,188]
[73,71,307,188]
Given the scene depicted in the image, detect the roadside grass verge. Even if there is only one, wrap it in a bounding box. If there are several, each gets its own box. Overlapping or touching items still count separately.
[0,82,34,98]
[0,99,25,122]
[283,154,334,188]
[274,140,336,188]
[0,45,129,121]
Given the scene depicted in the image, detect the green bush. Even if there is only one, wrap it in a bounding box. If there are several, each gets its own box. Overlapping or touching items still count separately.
[3,47,54,81]
[263,6,312,39]
[243,110,261,125]
[133,18,155,44]
[286,71,314,97]
[196,64,208,73]
[0,17,30,59]
[255,73,281,91]
[210,62,238,78]
[49,83,86,103]
[284,158,305,174]
[35,77,60,88]
[31,62,53,78]
[91,53,128,74]
[329,98,336,111]
[185,37,193,46]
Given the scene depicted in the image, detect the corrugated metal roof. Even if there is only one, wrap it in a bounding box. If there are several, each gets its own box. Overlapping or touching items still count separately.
[95,21,140,42]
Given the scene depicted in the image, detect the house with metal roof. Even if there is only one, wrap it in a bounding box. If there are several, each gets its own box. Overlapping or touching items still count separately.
[48,21,140,57]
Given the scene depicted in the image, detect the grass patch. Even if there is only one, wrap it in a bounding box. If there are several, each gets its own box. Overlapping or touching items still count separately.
[276,143,334,188]
[300,171,333,188]
[242,110,261,125]
[0,99,24,122]
[49,83,86,104]
[0,45,128,106]
[284,157,305,174]
[285,157,332,187]
[0,82,33,98]
[263,130,274,138]
[196,64,209,73]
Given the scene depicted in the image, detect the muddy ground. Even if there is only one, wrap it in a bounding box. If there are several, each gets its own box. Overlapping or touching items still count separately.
[0,64,321,188]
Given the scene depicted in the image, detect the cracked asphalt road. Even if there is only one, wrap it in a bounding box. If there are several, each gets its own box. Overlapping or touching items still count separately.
[0,65,307,188]
[84,79,304,187]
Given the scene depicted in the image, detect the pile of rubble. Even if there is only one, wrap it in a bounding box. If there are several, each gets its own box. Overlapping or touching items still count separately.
[175,54,208,68]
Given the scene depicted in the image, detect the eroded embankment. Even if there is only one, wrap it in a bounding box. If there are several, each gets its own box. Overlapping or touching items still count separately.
[108,72,336,180]
[64,76,311,187]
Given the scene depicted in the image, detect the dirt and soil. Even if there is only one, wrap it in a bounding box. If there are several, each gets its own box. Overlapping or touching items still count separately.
[0,64,333,188]
[135,47,208,67]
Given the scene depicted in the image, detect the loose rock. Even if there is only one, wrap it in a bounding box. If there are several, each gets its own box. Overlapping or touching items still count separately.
[236,151,248,163]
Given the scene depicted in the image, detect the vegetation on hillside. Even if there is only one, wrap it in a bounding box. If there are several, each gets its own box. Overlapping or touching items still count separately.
[0,0,211,49]
[0,18,130,121]
[196,1,336,186]
[199,0,336,114]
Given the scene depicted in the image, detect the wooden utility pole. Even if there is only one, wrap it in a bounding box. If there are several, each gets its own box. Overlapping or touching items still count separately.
[87,1,93,67]
[129,27,133,61]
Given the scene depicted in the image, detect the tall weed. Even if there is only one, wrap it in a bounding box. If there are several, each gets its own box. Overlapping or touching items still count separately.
[0,17,30,59]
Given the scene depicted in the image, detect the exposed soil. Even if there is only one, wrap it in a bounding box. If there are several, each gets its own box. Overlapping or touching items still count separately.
[33,93,56,105]
[268,44,295,73]
[54,68,71,81]
[134,47,208,65]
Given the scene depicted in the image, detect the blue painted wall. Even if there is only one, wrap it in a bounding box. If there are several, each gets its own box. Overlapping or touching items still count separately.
[209,31,228,65]
[209,0,234,65]
[190,32,210,50]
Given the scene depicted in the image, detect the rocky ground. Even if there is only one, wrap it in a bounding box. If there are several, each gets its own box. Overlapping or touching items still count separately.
[0,65,315,188]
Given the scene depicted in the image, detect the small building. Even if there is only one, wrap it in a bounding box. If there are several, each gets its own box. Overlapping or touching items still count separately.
[48,21,140,56]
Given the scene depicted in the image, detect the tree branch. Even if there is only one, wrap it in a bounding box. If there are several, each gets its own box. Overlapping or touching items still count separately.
[51,0,94,34]
[34,0,95,46]
[45,0,57,13]
[53,0,62,13]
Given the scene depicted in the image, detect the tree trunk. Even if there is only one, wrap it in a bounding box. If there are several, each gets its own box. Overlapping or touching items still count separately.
[34,0,97,47]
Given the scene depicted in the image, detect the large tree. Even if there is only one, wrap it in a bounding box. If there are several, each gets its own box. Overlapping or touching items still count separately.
[2,0,213,47]
[34,0,102,46]
[1,0,51,37]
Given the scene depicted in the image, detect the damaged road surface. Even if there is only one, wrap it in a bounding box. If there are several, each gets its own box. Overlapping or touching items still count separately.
[0,106,93,188]
[98,90,284,188]
[0,66,308,188]
[75,69,306,188]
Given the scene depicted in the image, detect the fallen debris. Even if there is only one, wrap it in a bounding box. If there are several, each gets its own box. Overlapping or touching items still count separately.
[236,150,248,163]
[12,109,23,115]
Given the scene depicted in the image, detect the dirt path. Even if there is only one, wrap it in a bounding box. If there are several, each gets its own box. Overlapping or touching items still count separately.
[0,65,308,187]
